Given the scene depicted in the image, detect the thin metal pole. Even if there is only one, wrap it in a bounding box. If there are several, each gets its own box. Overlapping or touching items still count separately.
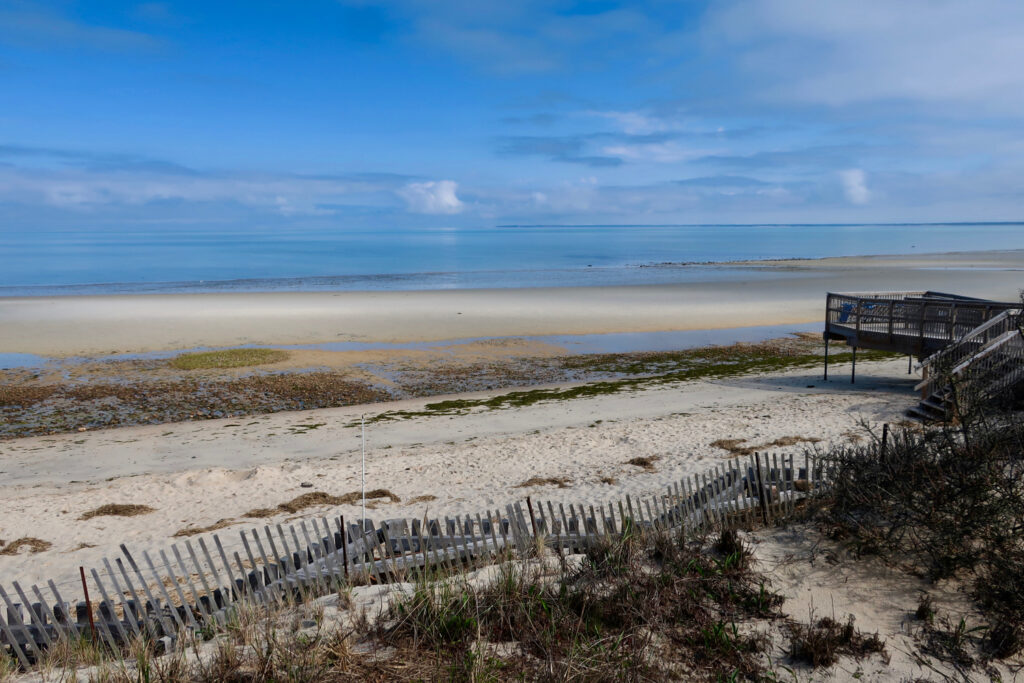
[361,415,366,528]
[823,338,829,381]
[908,354,913,374]
[851,346,856,384]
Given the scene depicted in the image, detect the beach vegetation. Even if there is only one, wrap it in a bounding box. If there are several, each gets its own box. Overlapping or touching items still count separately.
[244,489,401,518]
[810,403,1024,668]
[168,348,289,370]
[625,455,660,471]
[360,346,896,425]
[786,613,886,668]
[515,476,571,488]
[78,503,155,520]
[0,537,52,555]
[172,518,238,538]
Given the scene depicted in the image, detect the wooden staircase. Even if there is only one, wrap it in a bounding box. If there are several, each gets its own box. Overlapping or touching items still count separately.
[910,309,1024,421]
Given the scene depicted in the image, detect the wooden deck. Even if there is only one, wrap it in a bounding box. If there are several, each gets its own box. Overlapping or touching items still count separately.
[824,290,1017,358]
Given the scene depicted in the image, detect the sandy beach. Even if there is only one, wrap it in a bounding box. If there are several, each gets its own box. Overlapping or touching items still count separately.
[1,251,1019,679]
[1,250,1021,357]
[1,249,1021,591]
[0,353,913,594]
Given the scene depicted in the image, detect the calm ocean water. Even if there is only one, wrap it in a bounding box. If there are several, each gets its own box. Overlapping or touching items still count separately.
[1,223,1022,295]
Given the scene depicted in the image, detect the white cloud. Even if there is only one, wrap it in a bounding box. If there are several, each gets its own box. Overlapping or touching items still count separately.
[0,163,398,216]
[704,0,1024,110]
[399,180,464,214]
[839,168,870,204]
[602,141,707,164]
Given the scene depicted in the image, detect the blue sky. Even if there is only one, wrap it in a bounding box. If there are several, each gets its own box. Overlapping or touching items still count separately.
[2,0,1023,229]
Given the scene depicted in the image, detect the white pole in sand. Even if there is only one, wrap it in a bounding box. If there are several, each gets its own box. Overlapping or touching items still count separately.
[361,415,366,529]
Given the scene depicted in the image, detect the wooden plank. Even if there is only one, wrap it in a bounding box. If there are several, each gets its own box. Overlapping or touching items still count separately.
[313,518,342,589]
[123,545,184,632]
[299,521,331,592]
[318,517,344,587]
[98,559,141,639]
[436,517,457,573]
[755,454,772,525]
[0,601,33,669]
[209,535,240,603]
[45,581,78,643]
[112,558,165,637]
[493,510,510,561]
[358,521,386,584]
[461,515,477,559]
[713,467,728,529]
[556,503,572,551]
[230,551,252,600]
[142,548,188,631]
[30,583,70,645]
[0,583,46,663]
[287,524,317,593]
[364,519,390,581]
[180,540,218,620]
[157,549,199,630]
[483,511,500,559]
[88,570,130,644]
[239,530,266,596]
[417,517,438,577]
[250,531,284,606]
[170,545,210,624]
[193,540,230,610]
[378,522,401,580]
[299,521,329,594]
[10,581,52,652]
[410,518,429,578]
[544,502,560,552]
[275,524,310,599]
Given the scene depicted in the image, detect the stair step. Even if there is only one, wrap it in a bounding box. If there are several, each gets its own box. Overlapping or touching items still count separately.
[906,406,940,421]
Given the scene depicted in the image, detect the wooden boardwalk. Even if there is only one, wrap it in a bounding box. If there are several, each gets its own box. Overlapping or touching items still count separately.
[824,290,1023,417]
[825,291,1016,358]
[1,452,818,669]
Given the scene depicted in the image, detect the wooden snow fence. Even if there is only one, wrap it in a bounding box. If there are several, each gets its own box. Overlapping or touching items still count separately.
[0,452,822,668]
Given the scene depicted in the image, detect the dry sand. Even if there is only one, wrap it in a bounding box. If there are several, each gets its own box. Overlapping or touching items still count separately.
[0,354,915,595]
[1,249,1022,357]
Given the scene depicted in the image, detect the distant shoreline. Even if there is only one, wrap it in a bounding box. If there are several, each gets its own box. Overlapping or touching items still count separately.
[2,247,1022,299]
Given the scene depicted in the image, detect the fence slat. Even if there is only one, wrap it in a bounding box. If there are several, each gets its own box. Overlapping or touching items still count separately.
[88,569,130,644]
[170,545,209,624]
[0,583,45,663]
[157,550,198,630]
[0,604,33,669]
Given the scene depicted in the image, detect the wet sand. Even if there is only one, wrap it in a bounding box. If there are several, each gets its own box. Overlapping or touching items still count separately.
[1,249,1021,357]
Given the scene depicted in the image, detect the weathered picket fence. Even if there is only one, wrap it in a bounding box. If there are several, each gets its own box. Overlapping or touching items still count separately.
[0,451,822,669]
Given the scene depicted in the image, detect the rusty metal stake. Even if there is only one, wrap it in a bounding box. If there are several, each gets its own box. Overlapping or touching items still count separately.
[526,497,539,539]
[79,566,97,643]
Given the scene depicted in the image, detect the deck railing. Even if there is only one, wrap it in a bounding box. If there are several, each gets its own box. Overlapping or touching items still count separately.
[916,309,1022,399]
[826,292,1016,351]
[944,330,1024,415]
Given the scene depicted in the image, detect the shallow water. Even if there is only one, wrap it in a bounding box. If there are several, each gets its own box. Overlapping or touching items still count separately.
[3,322,825,372]
[2,223,1021,294]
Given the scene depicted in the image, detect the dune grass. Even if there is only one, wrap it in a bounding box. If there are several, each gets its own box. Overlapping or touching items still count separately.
[169,348,289,370]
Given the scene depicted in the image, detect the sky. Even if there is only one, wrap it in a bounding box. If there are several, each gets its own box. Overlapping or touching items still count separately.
[2,0,1024,230]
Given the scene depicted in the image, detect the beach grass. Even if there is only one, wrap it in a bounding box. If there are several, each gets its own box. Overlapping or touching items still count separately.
[168,348,289,370]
